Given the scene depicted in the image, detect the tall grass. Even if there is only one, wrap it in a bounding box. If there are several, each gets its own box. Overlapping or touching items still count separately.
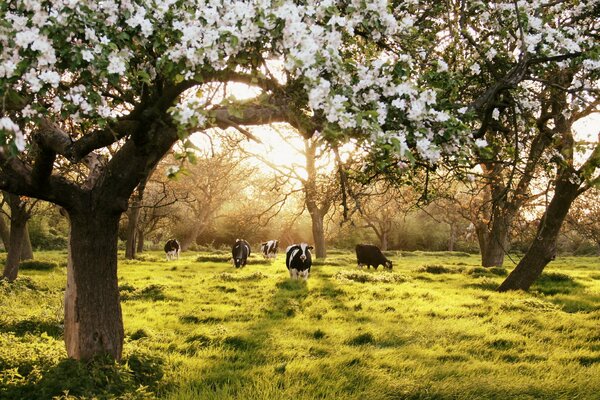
[1,250,599,399]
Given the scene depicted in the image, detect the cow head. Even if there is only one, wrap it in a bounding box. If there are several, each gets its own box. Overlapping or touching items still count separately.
[298,243,313,262]
[384,259,393,270]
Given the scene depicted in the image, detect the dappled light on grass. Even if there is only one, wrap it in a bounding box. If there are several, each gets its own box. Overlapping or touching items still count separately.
[1,250,600,398]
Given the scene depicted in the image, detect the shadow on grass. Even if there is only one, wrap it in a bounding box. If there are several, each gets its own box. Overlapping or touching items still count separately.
[0,318,63,339]
[176,272,382,398]
[531,272,583,295]
[0,353,164,400]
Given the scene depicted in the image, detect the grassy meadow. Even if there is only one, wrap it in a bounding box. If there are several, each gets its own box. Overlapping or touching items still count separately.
[1,249,600,399]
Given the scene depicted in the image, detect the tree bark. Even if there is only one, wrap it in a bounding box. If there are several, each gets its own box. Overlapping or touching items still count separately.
[124,205,141,259]
[64,210,124,360]
[2,216,27,281]
[498,174,580,291]
[309,210,327,259]
[0,215,9,251]
[481,213,511,267]
[2,193,31,281]
[20,224,33,260]
[448,223,456,252]
[380,231,389,252]
[136,229,144,253]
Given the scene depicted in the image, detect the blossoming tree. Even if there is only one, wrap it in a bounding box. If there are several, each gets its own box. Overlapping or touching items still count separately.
[0,1,458,360]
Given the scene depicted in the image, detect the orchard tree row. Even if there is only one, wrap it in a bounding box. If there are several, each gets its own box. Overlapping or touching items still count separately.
[0,1,598,361]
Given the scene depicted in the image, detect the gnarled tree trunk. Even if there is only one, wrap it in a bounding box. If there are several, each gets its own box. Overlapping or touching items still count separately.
[64,209,123,360]
[498,174,580,291]
[481,213,511,267]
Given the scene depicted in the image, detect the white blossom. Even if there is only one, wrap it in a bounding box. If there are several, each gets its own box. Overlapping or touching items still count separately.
[492,108,500,120]
[107,53,127,75]
[475,138,488,148]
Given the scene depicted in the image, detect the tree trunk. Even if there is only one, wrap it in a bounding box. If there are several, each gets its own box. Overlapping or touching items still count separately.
[136,229,144,253]
[20,224,33,260]
[2,193,31,281]
[448,223,456,252]
[475,213,511,267]
[380,231,388,252]
[180,224,202,251]
[481,214,511,267]
[2,217,27,281]
[309,211,327,259]
[64,210,124,360]
[498,175,580,292]
[0,215,9,251]
[125,205,141,259]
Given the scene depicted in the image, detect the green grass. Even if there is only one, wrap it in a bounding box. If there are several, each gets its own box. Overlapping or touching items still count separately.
[1,250,600,399]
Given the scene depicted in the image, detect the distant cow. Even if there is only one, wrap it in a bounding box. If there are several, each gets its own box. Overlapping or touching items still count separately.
[355,244,392,270]
[164,239,180,261]
[261,240,279,259]
[232,239,251,268]
[286,243,313,280]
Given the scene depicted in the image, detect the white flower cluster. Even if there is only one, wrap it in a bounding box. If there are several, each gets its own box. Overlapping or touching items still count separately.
[0,117,26,151]
[1,0,595,164]
[171,96,208,128]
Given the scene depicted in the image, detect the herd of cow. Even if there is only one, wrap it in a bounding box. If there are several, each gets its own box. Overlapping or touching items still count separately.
[164,238,393,280]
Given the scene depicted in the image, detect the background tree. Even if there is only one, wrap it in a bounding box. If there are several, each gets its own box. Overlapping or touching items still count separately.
[566,188,600,255]
[243,126,339,258]
[1,193,35,281]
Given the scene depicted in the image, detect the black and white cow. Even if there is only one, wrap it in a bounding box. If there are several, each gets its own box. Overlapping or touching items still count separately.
[261,240,279,259]
[164,239,180,261]
[232,239,251,268]
[355,244,392,270]
[285,243,313,280]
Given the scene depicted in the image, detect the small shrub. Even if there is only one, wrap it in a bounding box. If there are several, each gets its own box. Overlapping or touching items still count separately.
[537,272,575,283]
[313,329,326,339]
[346,332,375,346]
[215,271,267,282]
[121,284,172,301]
[0,277,44,293]
[119,283,136,293]
[465,266,508,277]
[125,352,164,390]
[576,355,600,366]
[19,260,59,271]
[417,265,458,274]
[500,298,560,312]
[185,334,213,345]
[196,255,231,263]
[0,318,63,339]
[134,254,160,262]
[335,270,409,284]
[128,329,149,340]
[222,336,256,351]
[179,315,201,324]
[31,355,159,400]
[246,257,272,265]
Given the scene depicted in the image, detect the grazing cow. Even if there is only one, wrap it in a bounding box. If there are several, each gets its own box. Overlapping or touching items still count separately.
[232,239,251,268]
[261,240,279,259]
[285,243,313,280]
[355,244,392,270]
[164,239,180,261]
